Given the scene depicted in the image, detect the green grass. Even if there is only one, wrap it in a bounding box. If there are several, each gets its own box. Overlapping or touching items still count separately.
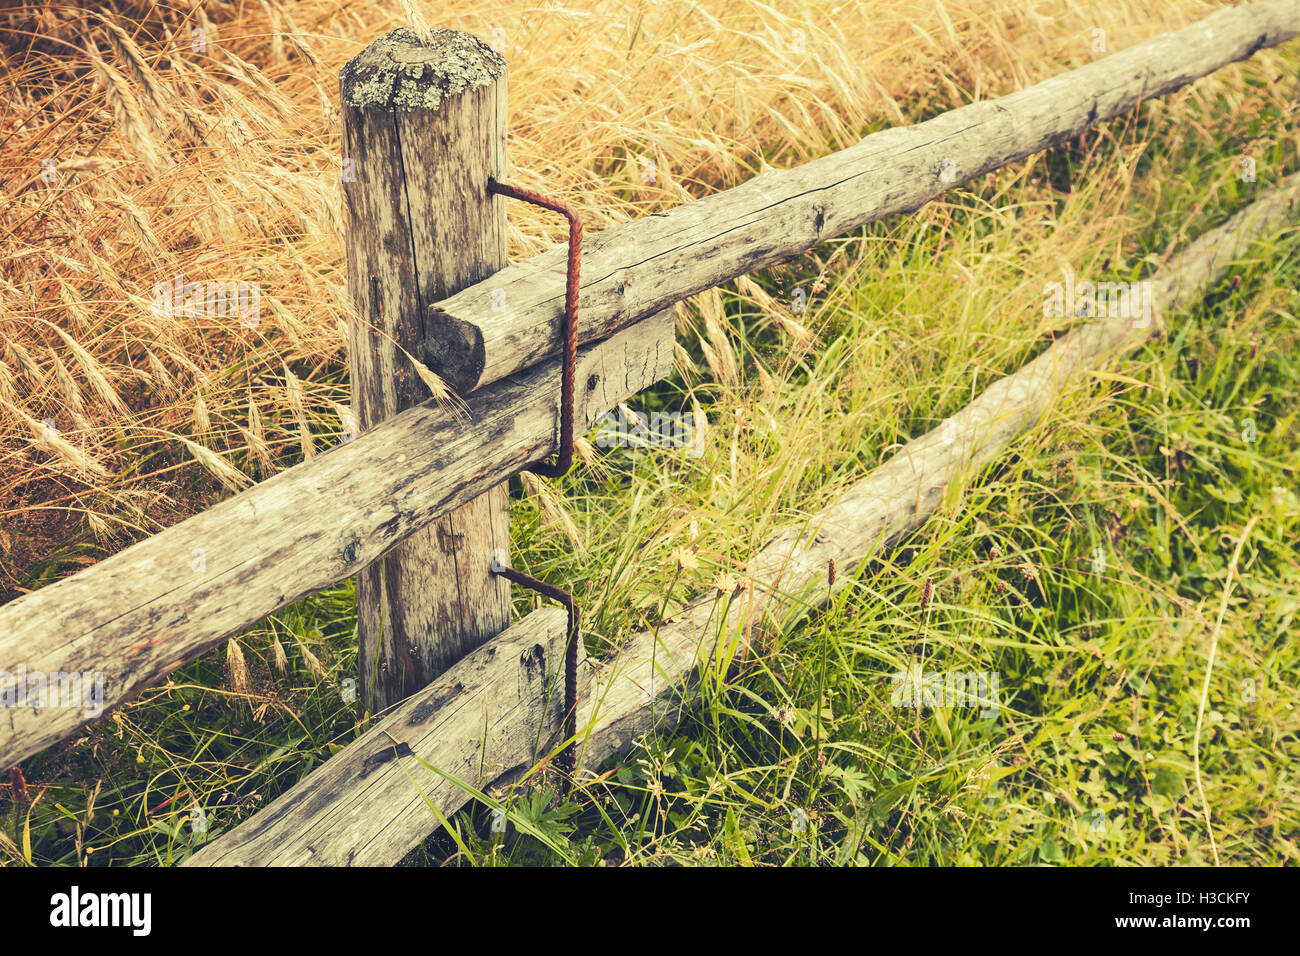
[4,48,1298,868]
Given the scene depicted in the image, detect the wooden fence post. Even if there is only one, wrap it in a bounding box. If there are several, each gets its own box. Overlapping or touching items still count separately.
[340,28,511,714]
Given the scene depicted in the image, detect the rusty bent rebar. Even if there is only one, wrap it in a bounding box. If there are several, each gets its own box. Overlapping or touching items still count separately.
[485,178,583,791]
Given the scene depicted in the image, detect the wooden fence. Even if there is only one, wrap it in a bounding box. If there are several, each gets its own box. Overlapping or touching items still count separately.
[1,0,1296,865]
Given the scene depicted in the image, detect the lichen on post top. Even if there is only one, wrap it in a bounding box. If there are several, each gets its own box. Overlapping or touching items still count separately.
[340,27,505,112]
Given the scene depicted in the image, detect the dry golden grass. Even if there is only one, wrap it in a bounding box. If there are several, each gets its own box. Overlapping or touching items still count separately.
[0,0,1233,590]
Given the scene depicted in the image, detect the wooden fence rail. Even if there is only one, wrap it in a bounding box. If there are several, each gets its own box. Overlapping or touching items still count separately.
[187,606,573,866]
[1,0,1297,859]
[423,0,1299,394]
[0,311,673,768]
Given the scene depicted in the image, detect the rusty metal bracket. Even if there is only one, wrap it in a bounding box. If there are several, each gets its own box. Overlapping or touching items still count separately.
[487,177,582,479]
[486,179,586,793]
[490,549,579,791]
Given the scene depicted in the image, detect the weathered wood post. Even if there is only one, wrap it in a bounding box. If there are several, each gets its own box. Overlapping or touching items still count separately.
[340,28,511,714]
